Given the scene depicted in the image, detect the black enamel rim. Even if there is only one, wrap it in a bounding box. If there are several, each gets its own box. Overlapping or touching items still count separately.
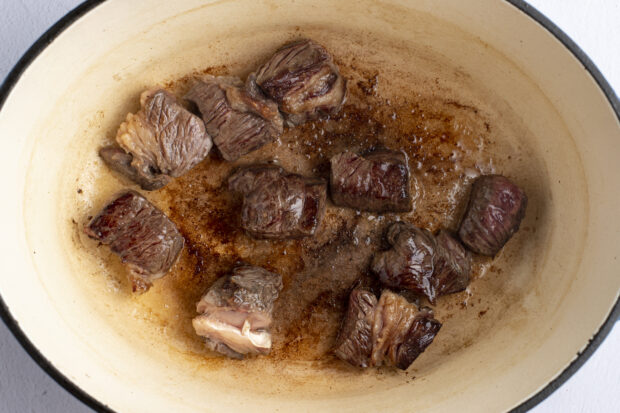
[0,1,618,412]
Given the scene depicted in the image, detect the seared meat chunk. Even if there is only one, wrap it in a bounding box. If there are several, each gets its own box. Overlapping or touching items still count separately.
[433,230,472,296]
[84,190,184,293]
[334,289,441,370]
[192,265,283,358]
[185,76,283,161]
[330,149,411,212]
[371,291,441,369]
[458,175,528,256]
[101,89,212,190]
[99,147,169,190]
[371,222,436,302]
[228,165,327,239]
[334,289,378,368]
[371,223,472,304]
[253,39,346,125]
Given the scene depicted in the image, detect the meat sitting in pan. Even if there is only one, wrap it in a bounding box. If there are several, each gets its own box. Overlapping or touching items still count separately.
[458,175,528,256]
[371,222,471,304]
[253,39,347,126]
[433,230,472,297]
[84,191,184,293]
[228,164,327,239]
[333,289,377,368]
[85,39,532,371]
[330,149,412,213]
[100,89,212,190]
[334,289,441,370]
[185,76,284,161]
[371,222,436,301]
[192,265,283,358]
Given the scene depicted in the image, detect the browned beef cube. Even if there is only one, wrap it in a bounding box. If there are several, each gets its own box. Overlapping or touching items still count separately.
[334,289,378,368]
[389,307,442,370]
[334,289,441,370]
[371,222,436,301]
[253,39,346,126]
[100,89,212,190]
[371,223,472,304]
[99,147,170,191]
[330,150,411,213]
[192,265,283,358]
[459,175,528,256]
[370,291,441,370]
[433,230,472,296]
[84,191,184,293]
[228,165,327,239]
[185,76,283,161]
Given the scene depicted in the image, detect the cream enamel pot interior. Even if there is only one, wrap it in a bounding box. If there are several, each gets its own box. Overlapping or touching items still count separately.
[1,1,619,412]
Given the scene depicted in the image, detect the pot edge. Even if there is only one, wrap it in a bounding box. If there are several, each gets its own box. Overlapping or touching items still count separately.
[0,1,618,412]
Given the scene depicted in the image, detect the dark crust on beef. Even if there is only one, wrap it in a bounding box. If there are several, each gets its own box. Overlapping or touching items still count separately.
[185,76,283,161]
[458,175,528,256]
[433,230,472,297]
[334,289,441,370]
[371,222,437,302]
[228,165,327,239]
[333,289,378,368]
[84,190,184,293]
[394,307,442,369]
[330,149,411,212]
[372,223,473,304]
[254,39,347,126]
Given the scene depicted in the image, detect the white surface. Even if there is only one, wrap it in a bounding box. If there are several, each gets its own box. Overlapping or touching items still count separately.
[0,0,618,412]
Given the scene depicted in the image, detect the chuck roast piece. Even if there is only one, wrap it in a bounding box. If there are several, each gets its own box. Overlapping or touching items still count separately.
[371,223,471,304]
[99,147,170,190]
[192,265,283,358]
[330,149,412,213]
[185,76,283,161]
[371,291,441,369]
[458,175,528,256]
[371,222,436,301]
[228,165,327,239]
[433,230,472,297]
[334,289,441,370]
[253,39,347,126]
[334,289,378,368]
[100,89,212,190]
[84,190,184,293]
